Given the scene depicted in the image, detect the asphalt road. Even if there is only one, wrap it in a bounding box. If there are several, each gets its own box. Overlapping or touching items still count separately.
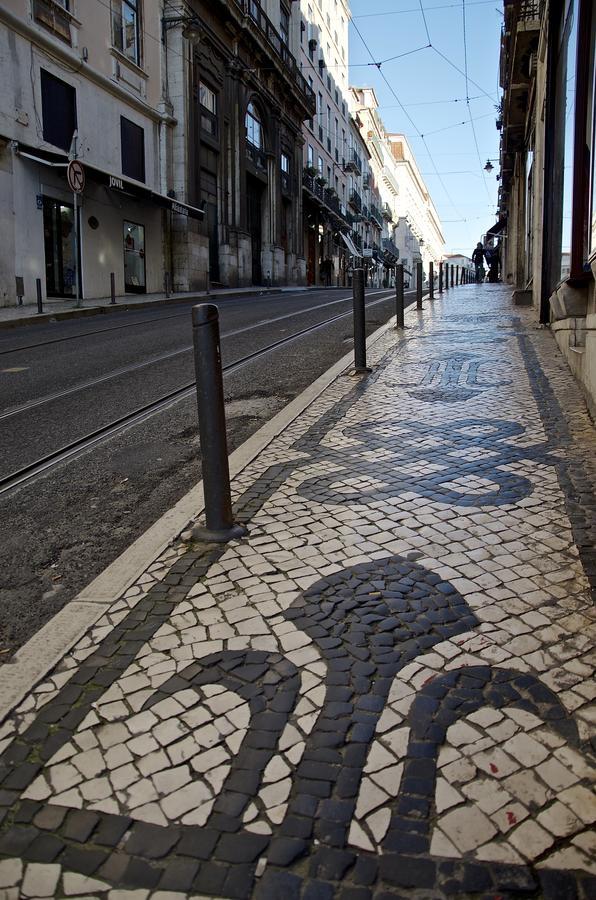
[0,286,414,657]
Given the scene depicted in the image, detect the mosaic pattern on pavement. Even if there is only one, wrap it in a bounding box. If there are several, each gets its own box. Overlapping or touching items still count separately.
[0,285,595,898]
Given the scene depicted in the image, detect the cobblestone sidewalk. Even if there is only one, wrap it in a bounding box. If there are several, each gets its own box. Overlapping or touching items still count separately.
[0,284,595,898]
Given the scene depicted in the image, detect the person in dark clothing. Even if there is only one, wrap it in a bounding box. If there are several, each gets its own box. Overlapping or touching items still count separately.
[472,243,486,282]
[486,243,500,282]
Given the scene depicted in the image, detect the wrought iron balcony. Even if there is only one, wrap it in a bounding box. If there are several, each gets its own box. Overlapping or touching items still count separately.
[302,173,349,223]
[382,238,399,262]
[344,149,362,175]
[370,204,383,227]
[246,143,267,171]
[232,0,316,117]
[382,203,393,222]
[348,189,362,213]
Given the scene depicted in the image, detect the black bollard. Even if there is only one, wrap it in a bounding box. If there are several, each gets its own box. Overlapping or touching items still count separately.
[445,263,449,291]
[439,262,443,294]
[451,265,454,288]
[416,261,423,309]
[110,272,116,305]
[395,263,405,329]
[190,304,247,542]
[164,271,171,299]
[36,278,43,314]
[429,261,434,300]
[352,268,371,373]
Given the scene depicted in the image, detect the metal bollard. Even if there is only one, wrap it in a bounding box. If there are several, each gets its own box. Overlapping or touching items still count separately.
[451,265,454,288]
[395,263,405,329]
[352,268,371,373]
[164,271,171,299]
[36,278,43,314]
[429,261,434,300]
[190,304,247,543]
[416,261,423,309]
[445,264,449,290]
[439,262,443,294]
[110,272,116,305]
[15,276,24,307]
[206,269,210,295]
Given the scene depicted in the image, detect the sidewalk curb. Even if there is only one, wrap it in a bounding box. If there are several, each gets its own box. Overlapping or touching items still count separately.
[0,285,347,331]
[0,301,419,722]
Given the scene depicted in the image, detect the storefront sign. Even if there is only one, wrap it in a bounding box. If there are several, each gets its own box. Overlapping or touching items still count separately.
[109,175,124,191]
[171,201,189,216]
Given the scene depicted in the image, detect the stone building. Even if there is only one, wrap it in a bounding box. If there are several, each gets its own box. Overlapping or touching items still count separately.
[498,0,596,409]
[167,0,315,289]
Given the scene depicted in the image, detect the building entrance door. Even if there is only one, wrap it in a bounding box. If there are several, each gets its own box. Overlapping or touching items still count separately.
[43,197,77,297]
[123,221,146,293]
[246,176,262,285]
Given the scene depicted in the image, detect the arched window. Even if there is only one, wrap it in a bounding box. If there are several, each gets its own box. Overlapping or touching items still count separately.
[245,102,263,149]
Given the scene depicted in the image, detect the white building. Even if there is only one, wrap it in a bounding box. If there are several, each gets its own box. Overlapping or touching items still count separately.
[349,87,444,287]
[0,1,194,306]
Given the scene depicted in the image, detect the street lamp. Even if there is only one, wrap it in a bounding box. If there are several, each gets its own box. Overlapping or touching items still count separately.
[484,158,499,174]
[161,12,202,43]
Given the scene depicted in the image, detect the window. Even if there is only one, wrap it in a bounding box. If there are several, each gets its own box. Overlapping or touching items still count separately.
[245,102,263,149]
[41,69,77,152]
[199,83,217,136]
[281,153,290,173]
[33,0,71,42]
[318,155,323,175]
[307,145,314,167]
[280,5,289,45]
[121,116,145,182]
[112,0,141,66]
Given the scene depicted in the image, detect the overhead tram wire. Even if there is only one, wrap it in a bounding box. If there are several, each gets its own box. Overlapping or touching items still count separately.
[350,17,473,230]
[353,0,499,18]
[462,0,493,202]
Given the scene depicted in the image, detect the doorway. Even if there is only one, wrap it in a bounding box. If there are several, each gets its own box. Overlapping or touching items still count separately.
[246,175,263,285]
[43,197,77,297]
[123,221,146,293]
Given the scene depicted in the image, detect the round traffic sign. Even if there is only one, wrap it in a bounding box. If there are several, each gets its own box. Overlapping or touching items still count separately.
[67,160,85,194]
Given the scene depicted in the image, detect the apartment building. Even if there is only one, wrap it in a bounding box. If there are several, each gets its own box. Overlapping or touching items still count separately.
[498,0,596,410]
[349,87,444,289]
[0,0,177,305]
[0,1,314,306]
[300,0,353,285]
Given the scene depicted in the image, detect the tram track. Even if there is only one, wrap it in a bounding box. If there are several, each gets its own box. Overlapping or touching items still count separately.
[0,289,403,422]
[1,288,405,497]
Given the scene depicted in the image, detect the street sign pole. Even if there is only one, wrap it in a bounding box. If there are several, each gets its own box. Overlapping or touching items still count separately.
[67,139,84,309]
[73,191,80,307]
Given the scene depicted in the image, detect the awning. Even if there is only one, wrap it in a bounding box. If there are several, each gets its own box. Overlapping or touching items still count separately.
[340,232,361,257]
[486,217,506,237]
[16,144,204,219]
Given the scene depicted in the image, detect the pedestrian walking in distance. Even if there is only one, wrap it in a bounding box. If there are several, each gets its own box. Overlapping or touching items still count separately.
[472,242,486,283]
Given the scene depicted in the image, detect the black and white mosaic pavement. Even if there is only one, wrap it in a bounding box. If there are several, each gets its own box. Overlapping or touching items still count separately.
[0,285,594,898]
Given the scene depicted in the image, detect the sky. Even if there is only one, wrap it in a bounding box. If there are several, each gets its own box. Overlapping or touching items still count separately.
[347,0,503,255]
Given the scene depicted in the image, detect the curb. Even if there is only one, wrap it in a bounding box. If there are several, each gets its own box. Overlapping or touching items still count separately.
[0,292,431,721]
[0,285,346,331]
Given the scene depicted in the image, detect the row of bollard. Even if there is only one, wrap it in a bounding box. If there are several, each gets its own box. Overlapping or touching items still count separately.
[191,258,473,542]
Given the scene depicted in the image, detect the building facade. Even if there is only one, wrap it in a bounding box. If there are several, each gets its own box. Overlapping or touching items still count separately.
[0,1,314,306]
[299,0,353,285]
[168,0,314,290]
[498,0,596,409]
[0,0,176,305]
[349,87,444,289]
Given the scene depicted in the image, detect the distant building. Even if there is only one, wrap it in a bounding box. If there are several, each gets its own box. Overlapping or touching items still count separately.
[349,88,444,290]
[444,254,474,278]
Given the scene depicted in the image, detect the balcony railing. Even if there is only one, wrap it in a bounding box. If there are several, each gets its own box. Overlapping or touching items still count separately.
[233,0,316,116]
[382,203,393,222]
[344,149,362,175]
[382,238,399,262]
[302,173,349,222]
[351,231,363,251]
[247,143,267,171]
[348,189,362,213]
[370,204,383,227]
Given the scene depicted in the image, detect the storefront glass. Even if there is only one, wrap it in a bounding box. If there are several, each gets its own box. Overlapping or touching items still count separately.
[123,221,146,293]
[43,197,76,297]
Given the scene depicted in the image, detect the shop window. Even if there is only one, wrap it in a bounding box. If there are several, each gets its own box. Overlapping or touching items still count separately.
[245,102,263,149]
[121,116,145,182]
[199,83,217,137]
[41,69,77,152]
[112,0,141,67]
